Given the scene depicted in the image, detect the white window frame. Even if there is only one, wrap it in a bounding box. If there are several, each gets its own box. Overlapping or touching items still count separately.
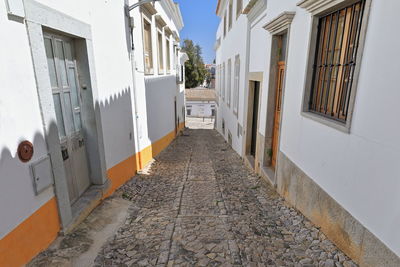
[299,0,372,133]
[142,13,154,75]
[166,37,171,74]
[157,28,164,75]
[233,55,240,116]
[217,65,220,95]
[222,62,225,101]
[227,59,232,107]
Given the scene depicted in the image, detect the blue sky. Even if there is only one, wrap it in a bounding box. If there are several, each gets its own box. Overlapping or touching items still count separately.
[177,0,219,64]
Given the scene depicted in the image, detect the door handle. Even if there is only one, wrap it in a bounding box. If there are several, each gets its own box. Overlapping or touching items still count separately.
[61,147,69,161]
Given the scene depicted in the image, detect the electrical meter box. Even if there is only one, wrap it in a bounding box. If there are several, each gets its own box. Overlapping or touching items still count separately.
[31,156,54,195]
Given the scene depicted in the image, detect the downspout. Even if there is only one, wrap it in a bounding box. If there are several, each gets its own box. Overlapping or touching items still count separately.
[127,10,143,171]
[126,0,160,171]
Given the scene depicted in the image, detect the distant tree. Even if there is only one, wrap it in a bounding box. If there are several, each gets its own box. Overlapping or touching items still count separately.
[182,39,207,88]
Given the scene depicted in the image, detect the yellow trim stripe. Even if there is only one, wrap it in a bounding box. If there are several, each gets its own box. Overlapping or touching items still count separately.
[0,122,185,267]
[105,122,185,196]
[0,198,60,267]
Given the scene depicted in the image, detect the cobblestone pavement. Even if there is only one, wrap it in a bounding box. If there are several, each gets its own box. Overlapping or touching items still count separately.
[93,127,357,267]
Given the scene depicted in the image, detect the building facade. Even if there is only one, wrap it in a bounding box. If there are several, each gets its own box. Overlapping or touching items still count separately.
[215,0,248,152]
[0,0,186,266]
[215,0,400,265]
[204,64,216,89]
[185,89,216,118]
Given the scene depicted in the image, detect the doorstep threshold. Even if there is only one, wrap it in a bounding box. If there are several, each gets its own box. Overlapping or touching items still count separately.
[63,180,110,234]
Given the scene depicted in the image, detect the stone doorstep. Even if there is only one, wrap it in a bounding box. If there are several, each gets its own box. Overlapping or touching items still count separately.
[63,180,111,235]
[243,154,256,170]
[260,165,277,188]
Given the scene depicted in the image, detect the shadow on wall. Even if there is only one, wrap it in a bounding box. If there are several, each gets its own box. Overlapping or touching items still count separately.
[0,85,137,265]
[145,75,177,144]
[95,87,137,195]
[0,122,61,267]
[0,132,52,223]
[96,87,135,169]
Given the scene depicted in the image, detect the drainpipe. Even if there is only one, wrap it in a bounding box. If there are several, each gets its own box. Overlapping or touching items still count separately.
[129,26,142,170]
[126,1,156,170]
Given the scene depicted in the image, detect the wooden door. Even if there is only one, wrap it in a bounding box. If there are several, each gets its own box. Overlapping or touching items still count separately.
[44,34,91,203]
[271,61,285,168]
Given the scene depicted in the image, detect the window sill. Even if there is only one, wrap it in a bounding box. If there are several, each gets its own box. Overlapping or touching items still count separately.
[301,111,350,134]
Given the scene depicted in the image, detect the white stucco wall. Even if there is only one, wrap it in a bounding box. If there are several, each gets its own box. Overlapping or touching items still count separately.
[235,0,400,257]
[217,0,400,257]
[215,0,249,154]
[145,75,180,143]
[0,0,55,238]
[0,0,184,240]
[187,101,216,117]
[279,0,400,256]
[33,0,183,169]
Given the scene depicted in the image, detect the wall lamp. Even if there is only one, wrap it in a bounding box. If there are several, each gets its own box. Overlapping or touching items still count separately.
[128,0,161,11]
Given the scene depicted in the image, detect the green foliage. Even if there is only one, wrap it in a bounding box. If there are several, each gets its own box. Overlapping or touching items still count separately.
[182,39,207,88]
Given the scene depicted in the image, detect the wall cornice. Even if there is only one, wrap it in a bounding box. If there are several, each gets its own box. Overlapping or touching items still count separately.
[216,0,227,17]
[263,12,296,34]
[244,0,267,22]
[297,0,351,15]
[242,0,258,14]
[159,0,184,31]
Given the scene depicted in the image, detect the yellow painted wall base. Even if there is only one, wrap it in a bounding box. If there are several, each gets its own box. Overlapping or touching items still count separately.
[0,122,186,267]
[105,122,185,197]
[0,198,60,267]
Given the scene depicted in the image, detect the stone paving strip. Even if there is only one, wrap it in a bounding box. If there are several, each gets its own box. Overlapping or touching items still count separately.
[29,128,358,267]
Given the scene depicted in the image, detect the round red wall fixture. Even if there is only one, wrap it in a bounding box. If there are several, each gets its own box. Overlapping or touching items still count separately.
[18,141,34,163]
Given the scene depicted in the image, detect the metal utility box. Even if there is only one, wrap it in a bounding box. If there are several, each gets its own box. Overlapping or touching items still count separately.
[31,156,54,195]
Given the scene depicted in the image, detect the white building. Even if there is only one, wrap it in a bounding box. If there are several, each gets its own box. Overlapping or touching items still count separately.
[0,0,186,265]
[215,0,248,149]
[215,0,400,265]
[185,89,216,118]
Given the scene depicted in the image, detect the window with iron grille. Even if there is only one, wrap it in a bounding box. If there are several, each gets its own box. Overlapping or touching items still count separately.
[308,0,366,122]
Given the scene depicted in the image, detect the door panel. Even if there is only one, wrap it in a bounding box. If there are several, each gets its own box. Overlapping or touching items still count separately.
[72,133,90,196]
[271,62,285,168]
[52,93,66,137]
[44,38,59,88]
[55,40,69,88]
[62,144,79,202]
[63,92,76,135]
[44,34,91,203]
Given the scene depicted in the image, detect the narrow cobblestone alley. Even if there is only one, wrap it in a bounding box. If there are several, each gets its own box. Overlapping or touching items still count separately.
[30,121,357,267]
